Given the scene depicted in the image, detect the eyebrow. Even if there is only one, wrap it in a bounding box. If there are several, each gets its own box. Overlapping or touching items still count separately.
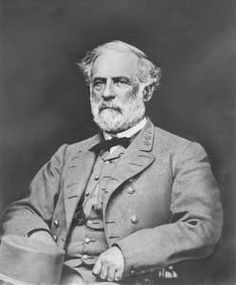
[92,77,106,82]
[92,76,132,83]
[113,76,132,84]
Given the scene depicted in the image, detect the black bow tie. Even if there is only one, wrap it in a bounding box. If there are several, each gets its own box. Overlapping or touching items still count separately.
[92,137,131,153]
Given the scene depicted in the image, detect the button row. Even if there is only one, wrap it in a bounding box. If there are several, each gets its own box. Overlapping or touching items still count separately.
[51,234,66,243]
[59,215,137,227]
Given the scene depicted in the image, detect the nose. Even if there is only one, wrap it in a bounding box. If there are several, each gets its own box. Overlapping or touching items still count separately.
[102,81,115,100]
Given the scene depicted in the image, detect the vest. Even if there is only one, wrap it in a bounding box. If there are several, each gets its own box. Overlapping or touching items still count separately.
[64,146,126,270]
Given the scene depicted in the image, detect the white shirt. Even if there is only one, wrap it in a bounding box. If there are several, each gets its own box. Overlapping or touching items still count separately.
[103,117,147,153]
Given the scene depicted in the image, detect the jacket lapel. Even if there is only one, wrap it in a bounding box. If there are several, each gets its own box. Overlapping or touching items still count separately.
[64,135,100,228]
[103,119,155,214]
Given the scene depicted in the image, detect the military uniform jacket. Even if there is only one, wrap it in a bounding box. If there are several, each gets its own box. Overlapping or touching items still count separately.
[1,119,223,278]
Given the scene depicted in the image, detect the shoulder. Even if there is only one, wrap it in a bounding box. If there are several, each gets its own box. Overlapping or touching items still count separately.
[153,126,191,148]
[67,134,99,153]
[47,134,98,162]
[152,125,207,160]
[54,134,99,161]
[152,126,211,179]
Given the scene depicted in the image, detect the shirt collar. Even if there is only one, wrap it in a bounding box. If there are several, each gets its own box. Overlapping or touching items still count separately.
[103,117,147,140]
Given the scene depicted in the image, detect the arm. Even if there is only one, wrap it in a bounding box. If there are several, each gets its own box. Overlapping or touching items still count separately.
[115,142,223,276]
[0,144,68,238]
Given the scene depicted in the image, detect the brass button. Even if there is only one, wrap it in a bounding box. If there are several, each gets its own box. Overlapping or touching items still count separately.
[130,215,138,224]
[144,141,151,146]
[85,237,90,244]
[52,234,57,241]
[95,175,99,180]
[127,186,135,194]
[82,254,88,260]
[53,220,59,227]
[85,191,89,197]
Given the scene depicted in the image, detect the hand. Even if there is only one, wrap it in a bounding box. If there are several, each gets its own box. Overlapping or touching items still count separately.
[93,246,125,282]
[27,230,56,246]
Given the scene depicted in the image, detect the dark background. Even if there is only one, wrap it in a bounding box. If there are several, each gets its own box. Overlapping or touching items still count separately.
[1,0,235,284]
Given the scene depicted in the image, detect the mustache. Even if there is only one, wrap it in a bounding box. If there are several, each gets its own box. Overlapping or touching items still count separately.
[98,103,122,113]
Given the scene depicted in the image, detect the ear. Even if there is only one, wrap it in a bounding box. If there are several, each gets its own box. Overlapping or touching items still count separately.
[143,85,154,102]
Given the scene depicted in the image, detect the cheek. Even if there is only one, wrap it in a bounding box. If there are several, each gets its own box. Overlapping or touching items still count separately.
[118,87,138,104]
[132,84,140,96]
[91,89,101,103]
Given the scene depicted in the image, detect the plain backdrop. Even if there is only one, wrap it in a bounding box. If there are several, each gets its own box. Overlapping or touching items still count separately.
[1,0,235,284]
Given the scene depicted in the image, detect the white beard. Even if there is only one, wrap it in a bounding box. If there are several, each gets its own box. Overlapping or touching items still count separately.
[90,93,146,133]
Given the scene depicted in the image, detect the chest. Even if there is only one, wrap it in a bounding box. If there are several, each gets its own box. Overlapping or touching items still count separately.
[105,158,174,230]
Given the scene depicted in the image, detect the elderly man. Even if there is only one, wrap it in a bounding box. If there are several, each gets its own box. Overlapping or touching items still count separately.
[0,41,223,284]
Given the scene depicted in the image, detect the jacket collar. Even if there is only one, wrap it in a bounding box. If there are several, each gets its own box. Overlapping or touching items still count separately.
[86,117,154,153]
[132,117,154,152]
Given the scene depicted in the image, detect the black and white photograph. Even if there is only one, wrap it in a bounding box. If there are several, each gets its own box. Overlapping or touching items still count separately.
[0,1,235,284]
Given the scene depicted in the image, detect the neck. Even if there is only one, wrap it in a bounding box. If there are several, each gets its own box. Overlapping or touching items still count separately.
[103,117,147,140]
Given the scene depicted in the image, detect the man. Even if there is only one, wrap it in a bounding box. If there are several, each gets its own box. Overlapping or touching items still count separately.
[0,41,223,284]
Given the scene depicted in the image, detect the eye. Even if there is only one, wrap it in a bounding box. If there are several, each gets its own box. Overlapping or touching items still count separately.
[114,77,131,87]
[93,79,104,90]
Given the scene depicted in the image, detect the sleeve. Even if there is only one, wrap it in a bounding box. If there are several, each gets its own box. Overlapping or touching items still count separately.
[0,144,68,237]
[115,142,223,276]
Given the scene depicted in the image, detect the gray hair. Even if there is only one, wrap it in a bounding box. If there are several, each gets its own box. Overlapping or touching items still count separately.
[78,40,161,92]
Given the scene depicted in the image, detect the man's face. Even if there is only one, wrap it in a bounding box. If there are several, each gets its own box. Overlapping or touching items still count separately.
[90,50,146,133]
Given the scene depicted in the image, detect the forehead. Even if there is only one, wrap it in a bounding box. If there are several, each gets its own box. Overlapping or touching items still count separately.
[91,50,139,78]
